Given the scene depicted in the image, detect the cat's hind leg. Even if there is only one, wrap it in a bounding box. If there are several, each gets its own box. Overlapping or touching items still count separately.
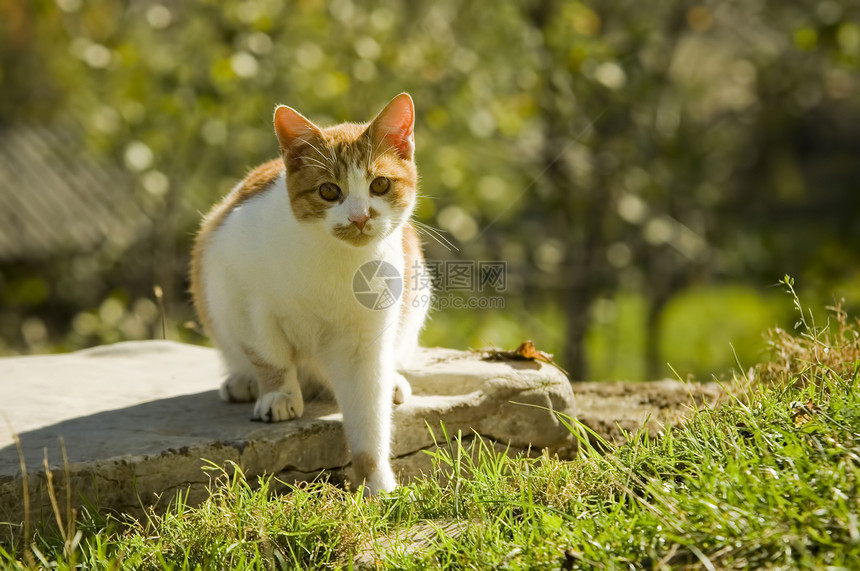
[220,371,258,402]
[393,373,411,405]
[216,340,259,403]
[395,311,425,370]
[246,348,304,422]
[392,298,427,404]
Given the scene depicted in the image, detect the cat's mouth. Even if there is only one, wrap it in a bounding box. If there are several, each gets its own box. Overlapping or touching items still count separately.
[332,224,377,246]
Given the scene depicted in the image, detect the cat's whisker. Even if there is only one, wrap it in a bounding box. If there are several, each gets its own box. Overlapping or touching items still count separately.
[298,136,335,169]
[415,221,457,244]
[301,156,335,176]
[300,156,329,168]
[297,138,339,178]
[415,226,456,251]
[328,147,339,169]
[413,220,459,252]
[320,138,338,168]
[303,161,335,179]
[416,227,457,253]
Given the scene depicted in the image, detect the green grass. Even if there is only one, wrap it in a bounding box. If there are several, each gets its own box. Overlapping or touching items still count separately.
[3,292,860,569]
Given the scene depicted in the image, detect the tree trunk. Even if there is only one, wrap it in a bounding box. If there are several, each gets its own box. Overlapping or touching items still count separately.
[644,295,667,381]
[563,279,591,381]
[528,0,611,381]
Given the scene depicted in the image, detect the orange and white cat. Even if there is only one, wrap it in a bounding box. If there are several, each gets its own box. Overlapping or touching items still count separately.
[190,93,427,495]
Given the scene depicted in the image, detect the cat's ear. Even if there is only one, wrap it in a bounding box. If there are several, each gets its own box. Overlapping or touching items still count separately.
[368,93,415,160]
[273,105,323,155]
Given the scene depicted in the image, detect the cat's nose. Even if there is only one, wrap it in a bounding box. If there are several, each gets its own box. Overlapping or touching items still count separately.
[349,212,370,231]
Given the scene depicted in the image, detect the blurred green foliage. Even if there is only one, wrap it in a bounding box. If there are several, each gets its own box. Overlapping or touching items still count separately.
[1,0,858,380]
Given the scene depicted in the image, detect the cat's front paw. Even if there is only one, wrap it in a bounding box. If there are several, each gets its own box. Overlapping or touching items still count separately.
[253,390,304,422]
[219,373,258,403]
[393,373,412,405]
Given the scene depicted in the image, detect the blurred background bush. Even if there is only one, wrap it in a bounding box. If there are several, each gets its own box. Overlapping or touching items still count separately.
[1,0,858,381]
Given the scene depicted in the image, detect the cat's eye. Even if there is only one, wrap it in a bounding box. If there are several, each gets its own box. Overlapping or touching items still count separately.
[370,177,390,196]
[318,182,341,201]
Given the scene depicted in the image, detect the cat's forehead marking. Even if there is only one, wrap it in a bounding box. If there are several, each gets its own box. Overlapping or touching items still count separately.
[324,133,373,179]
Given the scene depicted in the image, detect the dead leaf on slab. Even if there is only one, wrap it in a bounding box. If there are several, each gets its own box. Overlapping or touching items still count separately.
[482,340,568,376]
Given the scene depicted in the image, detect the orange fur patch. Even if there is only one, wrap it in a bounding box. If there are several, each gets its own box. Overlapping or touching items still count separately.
[401,222,425,323]
[189,159,284,336]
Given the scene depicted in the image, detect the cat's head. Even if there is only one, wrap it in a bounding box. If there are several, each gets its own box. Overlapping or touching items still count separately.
[273,93,418,247]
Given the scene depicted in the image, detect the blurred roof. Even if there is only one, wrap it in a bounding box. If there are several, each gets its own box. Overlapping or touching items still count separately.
[0,127,149,261]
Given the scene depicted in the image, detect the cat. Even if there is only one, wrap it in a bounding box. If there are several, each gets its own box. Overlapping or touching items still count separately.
[189,93,428,495]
